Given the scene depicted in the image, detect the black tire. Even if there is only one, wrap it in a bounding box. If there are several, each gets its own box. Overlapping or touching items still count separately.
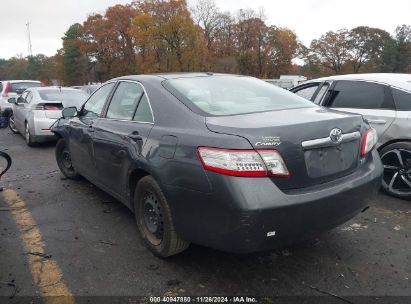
[25,122,35,147]
[380,142,411,199]
[8,113,18,134]
[134,176,189,257]
[55,138,80,179]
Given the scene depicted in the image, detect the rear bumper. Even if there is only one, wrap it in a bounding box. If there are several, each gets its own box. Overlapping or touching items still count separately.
[164,150,383,253]
[31,117,58,141]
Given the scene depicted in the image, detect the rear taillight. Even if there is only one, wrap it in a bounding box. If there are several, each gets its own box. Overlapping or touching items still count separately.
[197,147,290,177]
[361,128,378,156]
[2,81,10,97]
[44,105,60,110]
[40,81,46,87]
[31,104,61,110]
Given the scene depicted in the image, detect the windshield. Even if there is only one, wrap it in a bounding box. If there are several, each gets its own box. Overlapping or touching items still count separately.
[164,76,315,116]
[39,89,89,108]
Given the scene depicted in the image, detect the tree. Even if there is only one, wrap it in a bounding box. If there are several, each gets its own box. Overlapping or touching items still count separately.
[310,29,351,74]
[348,26,393,73]
[129,0,207,72]
[192,0,221,50]
[61,23,88,85]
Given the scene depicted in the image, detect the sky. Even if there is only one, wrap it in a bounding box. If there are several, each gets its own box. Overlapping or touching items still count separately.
[0,0,410,59]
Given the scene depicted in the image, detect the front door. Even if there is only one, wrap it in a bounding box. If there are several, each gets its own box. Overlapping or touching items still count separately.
[68,82,116,180]
[325,80,396,138]
[93,81,154,198]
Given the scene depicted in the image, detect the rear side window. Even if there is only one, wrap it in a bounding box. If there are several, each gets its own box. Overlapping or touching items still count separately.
[164,76,314,116]
[133,94,153,123]
[10,82,41,93]
[391,88,411,111]
[106,82,144,120]
[82,82,115,118]
[329,81,390,109]
[294,84,319,100]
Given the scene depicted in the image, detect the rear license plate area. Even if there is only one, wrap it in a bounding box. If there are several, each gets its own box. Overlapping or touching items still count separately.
[304,141,359,178]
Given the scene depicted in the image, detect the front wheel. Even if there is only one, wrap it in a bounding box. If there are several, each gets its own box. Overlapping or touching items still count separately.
[134,176,189,257]
[8,113,18,134]
[55,138,79,179]
[380,142,411,199]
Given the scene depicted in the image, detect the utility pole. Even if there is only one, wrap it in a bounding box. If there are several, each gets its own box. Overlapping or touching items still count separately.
[26,22,32,57]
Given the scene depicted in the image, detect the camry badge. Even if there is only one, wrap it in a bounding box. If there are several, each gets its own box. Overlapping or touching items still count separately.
[330,128,343,143]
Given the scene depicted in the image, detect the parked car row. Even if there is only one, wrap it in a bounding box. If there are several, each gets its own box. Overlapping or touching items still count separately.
[5,72,409,258]
[291,73,411,199]
[7,87,89,146]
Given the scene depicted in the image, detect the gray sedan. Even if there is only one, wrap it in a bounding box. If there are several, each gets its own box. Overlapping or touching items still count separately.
[8,87,88,146]
[53,73,382,257]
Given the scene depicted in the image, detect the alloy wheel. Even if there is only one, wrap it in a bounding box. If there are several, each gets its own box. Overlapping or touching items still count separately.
[381,148,411,196]
[25,123,30,144]
[9,114,18,133]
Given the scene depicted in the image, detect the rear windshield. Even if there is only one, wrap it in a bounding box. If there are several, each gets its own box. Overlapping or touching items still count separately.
[10,82,41,93]
[39,89,89,107]
[164,76,314,116]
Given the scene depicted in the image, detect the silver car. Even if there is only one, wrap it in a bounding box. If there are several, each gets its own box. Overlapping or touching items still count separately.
[291,73,411,199]
[8,87,88,146]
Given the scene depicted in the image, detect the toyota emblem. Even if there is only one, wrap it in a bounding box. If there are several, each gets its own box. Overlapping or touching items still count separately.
[330,128,343,143]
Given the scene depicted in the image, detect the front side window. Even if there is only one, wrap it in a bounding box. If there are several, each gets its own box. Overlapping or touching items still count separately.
[329,81,390,109]
[294,84,319,100]
[313,84,329,104]
[391,88,411,111]
[106,82,144,120]
[82,82,115,118]
[164,76,314,116]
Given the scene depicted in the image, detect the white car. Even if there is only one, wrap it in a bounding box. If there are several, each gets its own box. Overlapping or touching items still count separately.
[8,87,89,146]
[0,80,42,115]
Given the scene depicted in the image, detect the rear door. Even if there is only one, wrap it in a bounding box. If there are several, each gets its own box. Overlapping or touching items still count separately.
[93,80,154,198]
[68,82,116,180]
[325,80,396,138]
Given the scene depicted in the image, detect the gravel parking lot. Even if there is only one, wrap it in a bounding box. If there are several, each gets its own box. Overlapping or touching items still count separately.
[0,127,410,303]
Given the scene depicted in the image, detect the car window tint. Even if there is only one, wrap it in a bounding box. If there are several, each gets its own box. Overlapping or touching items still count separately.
[313,84,329,104]
[0,83,3,93]
[294,85,318,100]
[107,82,144,120]
[330,81,388,109]
[392,88,411,111]
[82,83,115,118]
[133,94,153,123]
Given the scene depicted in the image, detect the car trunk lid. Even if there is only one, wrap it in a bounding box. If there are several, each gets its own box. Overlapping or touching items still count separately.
[205,107,364,190]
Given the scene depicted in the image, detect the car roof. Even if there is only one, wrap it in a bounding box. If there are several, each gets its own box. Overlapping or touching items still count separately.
[310,73,411,91]
[114,72,243,81]
[1,80,41,83]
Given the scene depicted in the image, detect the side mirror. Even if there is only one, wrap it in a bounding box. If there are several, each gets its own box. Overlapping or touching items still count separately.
[16,97,24,104]
[7,98,16,104]
[62,106,78,119]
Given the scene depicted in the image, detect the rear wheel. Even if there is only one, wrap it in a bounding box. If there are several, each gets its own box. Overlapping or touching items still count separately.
[56,138,79,179]
[134,176,189,257]
[8,113,18,134]
[25,122,35,147]
[380,142,411,199]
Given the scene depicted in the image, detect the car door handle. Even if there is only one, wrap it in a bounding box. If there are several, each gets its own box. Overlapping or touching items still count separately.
[367,119,386,124]
[88,125,94,132]
[127,132,142,141]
